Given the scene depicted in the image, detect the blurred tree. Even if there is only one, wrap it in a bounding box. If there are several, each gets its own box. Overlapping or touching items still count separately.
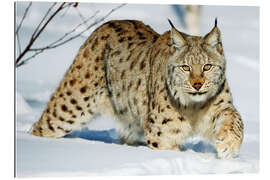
[171,5,185,26]
[172,5,200,35]
[185,5,200,35]
[15,2,125,68]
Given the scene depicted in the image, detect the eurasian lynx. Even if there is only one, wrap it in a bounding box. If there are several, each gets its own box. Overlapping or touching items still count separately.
[31,19,243,158]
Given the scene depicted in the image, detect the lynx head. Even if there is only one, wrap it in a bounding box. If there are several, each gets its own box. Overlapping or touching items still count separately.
[166,19,226,106]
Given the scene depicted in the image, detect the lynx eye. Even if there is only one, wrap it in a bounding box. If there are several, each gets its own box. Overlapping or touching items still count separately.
[203,64,212,71]
[181,65,191,72]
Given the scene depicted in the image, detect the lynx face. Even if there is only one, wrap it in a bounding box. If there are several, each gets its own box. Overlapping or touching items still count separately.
[167,24,226,105]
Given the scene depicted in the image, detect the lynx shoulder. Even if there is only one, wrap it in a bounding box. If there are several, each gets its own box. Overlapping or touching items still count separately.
[31,19,243,158]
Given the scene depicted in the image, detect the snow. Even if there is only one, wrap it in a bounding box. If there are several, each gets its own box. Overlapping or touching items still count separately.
[16,92,33,115]
[15,2,259,177]
[16,130,258,177]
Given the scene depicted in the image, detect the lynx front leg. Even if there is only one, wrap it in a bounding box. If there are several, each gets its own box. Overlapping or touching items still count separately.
[214,108,244,158]
[144,110,192,151]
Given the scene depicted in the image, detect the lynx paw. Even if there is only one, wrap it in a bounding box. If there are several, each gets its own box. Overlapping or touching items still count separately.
[215,130,242,159]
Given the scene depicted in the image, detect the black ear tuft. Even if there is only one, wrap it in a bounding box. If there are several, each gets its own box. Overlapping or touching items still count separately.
[204,18,221,46]
[168,19,175,29]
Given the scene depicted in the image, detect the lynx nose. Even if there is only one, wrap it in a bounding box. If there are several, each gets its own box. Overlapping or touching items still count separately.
[192,82,203,90]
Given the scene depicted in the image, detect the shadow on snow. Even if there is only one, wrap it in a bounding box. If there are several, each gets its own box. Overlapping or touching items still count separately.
[64,127,217,154]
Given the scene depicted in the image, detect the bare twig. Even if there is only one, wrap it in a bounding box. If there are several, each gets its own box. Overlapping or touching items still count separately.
[16,2,32,34]
[76,7,88,28]
[16,2,32,55]
[29,10,100,51]
[97,3,126,23]
[60,3,72,18]
[16,3,126,68]
[31,3,126,50]
[62,2,75,9]
[59,2,75,17]
[73,2,79,8]
[16,50,44,68]
[16,2,70,65]
[16,33,22,55]
[31,2,57,39]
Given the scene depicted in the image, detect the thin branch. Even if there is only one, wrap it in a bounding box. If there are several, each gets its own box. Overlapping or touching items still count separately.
[16,2,32,34]
[29,10,100,51]
[62,2,75,9]
[30,3,126,51]
[60,3,72,18]
[31,2,57,39]
[16,3,126,67]
[31,2,65,41]
[16,32,22,55]
[16,50,44,68]
[75,7,88,28]
[97,3,126,23]
[16,2,68,65]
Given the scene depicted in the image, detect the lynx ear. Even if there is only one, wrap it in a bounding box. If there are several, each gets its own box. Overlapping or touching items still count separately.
[204,18,222,46]
[168,19,187,48]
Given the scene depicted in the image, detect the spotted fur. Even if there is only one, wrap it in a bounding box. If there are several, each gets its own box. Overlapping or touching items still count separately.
[31,20,243,158]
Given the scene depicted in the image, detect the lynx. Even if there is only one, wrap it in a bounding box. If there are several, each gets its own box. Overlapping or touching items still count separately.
[31,19,243,158]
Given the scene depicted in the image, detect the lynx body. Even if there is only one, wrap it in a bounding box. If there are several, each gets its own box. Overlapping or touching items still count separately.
[32,20,243,158]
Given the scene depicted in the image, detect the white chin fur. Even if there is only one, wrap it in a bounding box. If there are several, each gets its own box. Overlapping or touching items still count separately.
[178,92,208,106]
[188,94,208,102]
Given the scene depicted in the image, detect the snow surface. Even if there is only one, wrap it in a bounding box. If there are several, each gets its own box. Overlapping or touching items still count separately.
[15,3,259,177]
